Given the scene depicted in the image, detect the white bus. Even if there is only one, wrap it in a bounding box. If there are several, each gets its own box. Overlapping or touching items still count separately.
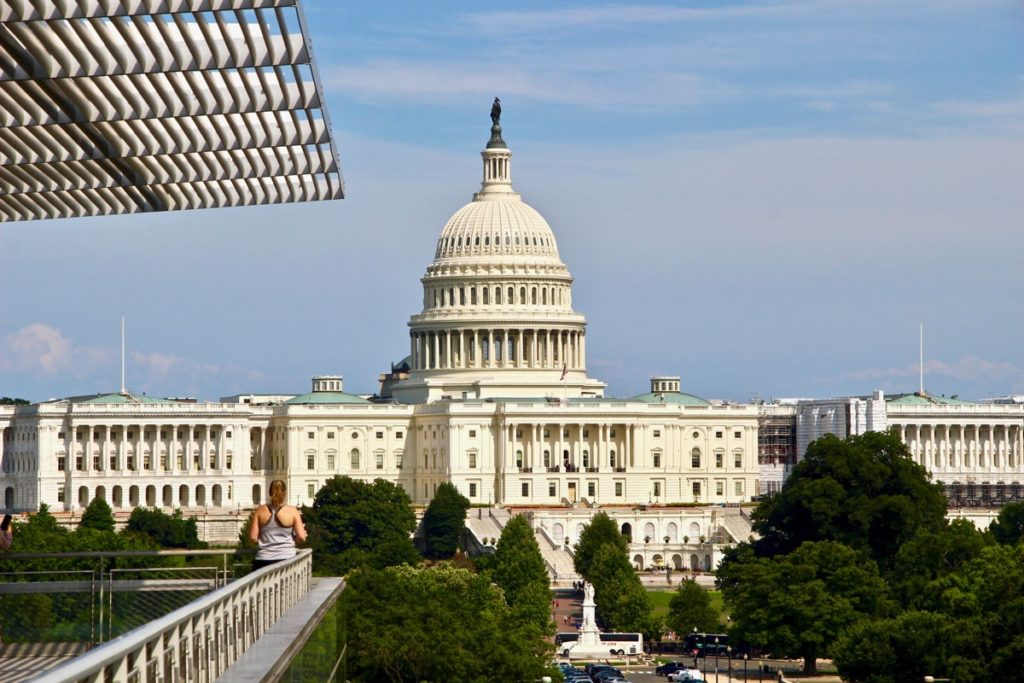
[555,631,644,657]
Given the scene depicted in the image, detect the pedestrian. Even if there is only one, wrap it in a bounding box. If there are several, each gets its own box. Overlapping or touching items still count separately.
[248,479,307,570]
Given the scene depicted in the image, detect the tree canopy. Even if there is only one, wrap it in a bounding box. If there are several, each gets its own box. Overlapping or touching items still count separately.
[124,507,204,549]
[341,564,555,683]
[420,482,470,559]
[79,497,115,533]
[719,541,890,674]
[303,476,419,575]
[988,500,1024,545]
[573,510,627,578]
[667,578,719,636]
[752,431,947,569]
[491,515,552,631]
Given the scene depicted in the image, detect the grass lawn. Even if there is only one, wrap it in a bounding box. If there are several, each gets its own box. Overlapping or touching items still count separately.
[648,588,729,626]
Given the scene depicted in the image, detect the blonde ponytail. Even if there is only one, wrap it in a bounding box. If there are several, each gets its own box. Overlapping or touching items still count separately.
[269,479,287,508]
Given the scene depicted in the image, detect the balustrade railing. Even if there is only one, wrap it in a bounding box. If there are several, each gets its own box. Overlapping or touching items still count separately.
[28,549,312,683]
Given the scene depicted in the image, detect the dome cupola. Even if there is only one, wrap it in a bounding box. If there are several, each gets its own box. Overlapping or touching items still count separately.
[391,102,606,404]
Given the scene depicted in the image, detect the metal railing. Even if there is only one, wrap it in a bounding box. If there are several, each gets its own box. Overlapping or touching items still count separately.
[27,549,312,683]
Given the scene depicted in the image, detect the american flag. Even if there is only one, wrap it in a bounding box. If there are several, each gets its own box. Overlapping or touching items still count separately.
[560,363,568,381]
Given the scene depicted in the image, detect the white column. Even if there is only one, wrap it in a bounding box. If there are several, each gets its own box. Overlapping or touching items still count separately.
[432,332,439,369]
[488,330,494,367]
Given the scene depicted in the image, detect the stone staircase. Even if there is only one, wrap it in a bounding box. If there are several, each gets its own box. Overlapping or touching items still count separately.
[534,526,579,583]
[718,507,754,543]
[463,508,579,583]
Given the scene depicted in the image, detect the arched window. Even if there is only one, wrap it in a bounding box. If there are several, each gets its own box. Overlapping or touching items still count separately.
[610,450,617,468]
[520,286,526,303]
[508,286,514,303]
[644,522,656,540]
[516,450,524,469]
[350,449,361,469]
[691,447,702,468]
[542,289,547,305]
[543,450,551,468]
[667,522,678,542]
[376,451,384,469]
[582,449,590,468]
[531,287,538,304]
[495,287,502,304]
[483,287,489,305]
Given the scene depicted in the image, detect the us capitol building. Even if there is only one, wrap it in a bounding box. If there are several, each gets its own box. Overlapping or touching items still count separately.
[2,116,1022,559]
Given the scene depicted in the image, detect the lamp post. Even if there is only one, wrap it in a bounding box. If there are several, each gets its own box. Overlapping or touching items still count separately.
[714,637,720,683]
[727,645,732,681]
[743,653,749,681]
[758,658,763,682]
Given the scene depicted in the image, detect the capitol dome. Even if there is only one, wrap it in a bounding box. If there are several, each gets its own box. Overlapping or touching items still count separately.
[390,111,606,404]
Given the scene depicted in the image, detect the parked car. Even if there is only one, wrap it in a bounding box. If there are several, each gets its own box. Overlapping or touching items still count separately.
[668,669,705,682]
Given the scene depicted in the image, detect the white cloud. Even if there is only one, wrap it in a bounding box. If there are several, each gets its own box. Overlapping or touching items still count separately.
[0,324,72,374]
[130,351,181,377]
[841,356,1024,384]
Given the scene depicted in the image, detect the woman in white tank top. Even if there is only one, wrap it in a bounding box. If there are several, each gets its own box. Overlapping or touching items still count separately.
[248,479,308,570]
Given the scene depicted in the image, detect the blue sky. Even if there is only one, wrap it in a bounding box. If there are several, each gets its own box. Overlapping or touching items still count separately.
[1,0,1023,402]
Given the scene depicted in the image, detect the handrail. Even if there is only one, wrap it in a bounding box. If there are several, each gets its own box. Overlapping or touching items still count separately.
[28,548,312,683]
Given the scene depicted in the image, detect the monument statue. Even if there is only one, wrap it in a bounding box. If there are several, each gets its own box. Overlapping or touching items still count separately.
[490,97,501,126]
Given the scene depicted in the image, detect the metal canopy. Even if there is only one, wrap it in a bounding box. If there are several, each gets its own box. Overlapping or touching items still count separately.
[0,0,344,222]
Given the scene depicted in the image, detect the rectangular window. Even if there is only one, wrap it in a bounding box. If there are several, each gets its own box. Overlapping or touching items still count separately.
[563,429,570,438]
[210,455,218,469]
[76,455,83,470]
[653,430,661,438]
[308,483,315,498]
[57,486,65,503]
[77,431,83,442]
[716,431,723,439]
[716,481,724,496]
[376,453,384,469]
[716,453,724,468]
[307,454,315,470]
[58,431,65,440]
[734,431,741,439]
[307,431,315,439]
[588,482,596,498]
[396,431,403,439]
[376,431,384,439]
[615,482,623,497]
[226,431,232,438]
[194,453,201,469]
[735,480,744,496]
[734,453,742,468]
[469,430,477,438]
[469,452,477,468]
[144,455,152,470]
[469,483,477,498]
[327,432,335,439]
[610,429,616,438]
[396,452,404,469]
[127,456,135,471]
[160,430,166,439]
[653,453,661,468]
[653,482,662,497]
[692,481,702,497]
[327,453,335,469]
[127,431,134,440]
[57,456,65,471]
[93,455,101,470]
[516,430,522,438]
[521,482,530,497]
[160,453,168,469]
[692,452,701,468]
[583,429,589,438]
[226,453,232,468]
[549,482,557,497]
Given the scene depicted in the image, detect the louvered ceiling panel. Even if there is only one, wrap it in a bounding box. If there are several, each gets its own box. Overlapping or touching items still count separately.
[0,0,343,222]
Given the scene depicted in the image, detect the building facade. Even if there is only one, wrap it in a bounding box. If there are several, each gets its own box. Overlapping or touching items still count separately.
[0,122,761,521]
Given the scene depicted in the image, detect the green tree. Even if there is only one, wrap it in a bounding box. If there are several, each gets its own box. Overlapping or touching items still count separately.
[589,543,660,640]
[989,500,1024,545]
[832,611,955,683]
[124,507,205,548]
[420,482,470,559]
[341,564,555,683]
[573,511,627,579]
[491,515,552,631]
[752,431,947,570]
[79,497,115,533]
[667,578,719,636]
[303,476,419,575]
[889,518,988,610]
[719,541,891,674]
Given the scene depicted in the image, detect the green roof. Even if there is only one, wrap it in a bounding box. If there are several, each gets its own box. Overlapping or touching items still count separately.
[631,391,711,406]
[886,392,976,406]
[285,391,370,405]
[79,392,180,405]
